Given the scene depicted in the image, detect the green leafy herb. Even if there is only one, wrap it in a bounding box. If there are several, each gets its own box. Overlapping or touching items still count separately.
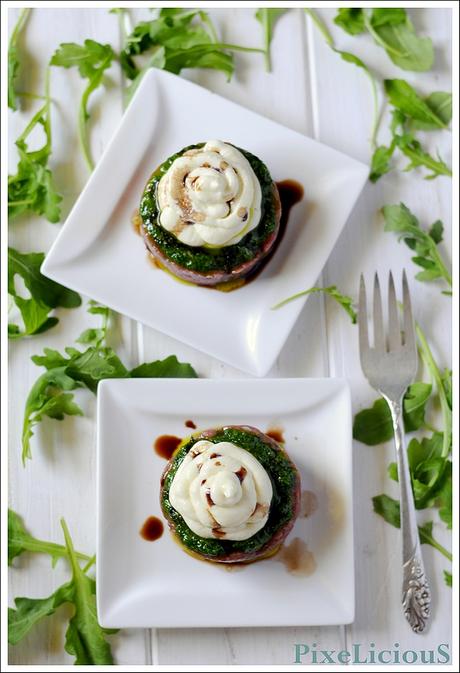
[335,9,434,72]
[9,519,116,664]
[395,133,452,180]
[121,9,263,103]
[22,305,198,462]
[416,324,452,460]
[8,69,62,223]
[353,382,432,445]
[51,40,114,171]
[334,8,366,35]
[387,433,452,513]
[370,82,452,182]
[305,9,379,148]
[8,8,31,110]
[22,366,84,464]
[255,8,287,71]
[370,143,395,181]
[9,583,72,646]
[8,247,81,339]
[77,301,112,347]
[372,495,452,561]
[444,571,452,587]
[384,79,450,130]
[381,203,452,291]
[272,285,357,323]
[130,355,198,379]
[413,92,452,130]
[8,509,90,567]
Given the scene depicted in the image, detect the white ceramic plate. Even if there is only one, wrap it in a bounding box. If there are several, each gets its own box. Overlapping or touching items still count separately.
[43,69,367,375]
[97,378,354,628]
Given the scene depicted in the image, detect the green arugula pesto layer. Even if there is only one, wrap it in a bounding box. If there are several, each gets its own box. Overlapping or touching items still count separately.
[161,427,297,558]
[140,144,277,274]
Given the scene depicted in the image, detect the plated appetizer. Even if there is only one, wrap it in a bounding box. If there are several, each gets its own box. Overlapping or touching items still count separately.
[160,425,301,564]
[140,140,281,286]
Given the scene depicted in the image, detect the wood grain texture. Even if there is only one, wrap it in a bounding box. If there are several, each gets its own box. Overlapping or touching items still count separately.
[8,6,452,666]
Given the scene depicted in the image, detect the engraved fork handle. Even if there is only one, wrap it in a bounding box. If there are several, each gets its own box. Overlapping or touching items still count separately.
[385,396,431,633]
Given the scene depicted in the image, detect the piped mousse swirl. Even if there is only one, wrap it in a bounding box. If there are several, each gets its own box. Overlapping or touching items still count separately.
[157,140,262,248]
[169,439,272,541]
[160,425,301,564]
[140,142,281,286]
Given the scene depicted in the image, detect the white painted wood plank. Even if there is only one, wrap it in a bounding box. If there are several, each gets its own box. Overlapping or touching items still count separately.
[7,7,146,665]
[306,7,452,656]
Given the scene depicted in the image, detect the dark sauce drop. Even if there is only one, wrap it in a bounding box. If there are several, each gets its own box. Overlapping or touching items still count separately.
[276,180,305,226]
[140,516,164,541]
[266,427,285,443]
[185,419,197,429]
[235,179,304,287]
[154,434,182,460]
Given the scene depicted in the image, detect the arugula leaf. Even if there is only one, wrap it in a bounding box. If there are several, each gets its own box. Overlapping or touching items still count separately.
[77,300,112,347]
[8,247,81,339]
[414,92,452,130]
[334,9,434,71]
[255,8,287,71]
[23,304,198,462]
[51,40,114,171]
[384,79,449,130]
[121,9,263,104]
[367,12,434,72]
[334,9,365,35]
[9,518,115,663]
[131,355,198,378]
[444,571,452,587]
[435,467,452,528]
[61,519,115,664]
[353,382,432,445]
[370,9,407,28]
[372,495,452,561]
[370,87,451,182]
[8,70,62,223]
[369,143,396,182]
[8,8,31,110]
[381,203,452,290]
[395,134,452,179]
[388,433,451,511]
[9,584,72,645]
[272,285,357,323]
[8,509,90,567]
[22,367,84,464]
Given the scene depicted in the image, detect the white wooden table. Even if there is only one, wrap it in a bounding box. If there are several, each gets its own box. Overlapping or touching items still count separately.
[8,6,452,665]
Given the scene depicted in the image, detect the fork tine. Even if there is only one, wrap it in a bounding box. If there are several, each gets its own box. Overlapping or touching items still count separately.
[402,270,416,351]
[373,273,385,352]
[388,271,401,349]
[358,274,370,354]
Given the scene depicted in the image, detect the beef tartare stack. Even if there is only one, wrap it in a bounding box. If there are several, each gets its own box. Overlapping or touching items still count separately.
[160,425,300,564]
[140,140,281,286]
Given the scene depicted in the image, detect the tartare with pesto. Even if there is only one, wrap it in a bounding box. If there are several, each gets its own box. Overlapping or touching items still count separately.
[160,425,300,564]
[140,141,281,286]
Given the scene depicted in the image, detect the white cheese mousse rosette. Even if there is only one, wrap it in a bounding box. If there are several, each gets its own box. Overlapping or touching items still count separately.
[157,140,262,248]
[169,439,273,541]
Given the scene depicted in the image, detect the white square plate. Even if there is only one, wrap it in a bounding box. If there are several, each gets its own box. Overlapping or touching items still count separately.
[43,69,367,376]
[97,378,354,628]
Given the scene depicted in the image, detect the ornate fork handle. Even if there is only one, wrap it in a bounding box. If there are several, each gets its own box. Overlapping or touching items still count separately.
[385,396,431,633]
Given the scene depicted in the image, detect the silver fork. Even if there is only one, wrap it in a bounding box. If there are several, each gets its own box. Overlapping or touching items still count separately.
[358,270,431,633]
